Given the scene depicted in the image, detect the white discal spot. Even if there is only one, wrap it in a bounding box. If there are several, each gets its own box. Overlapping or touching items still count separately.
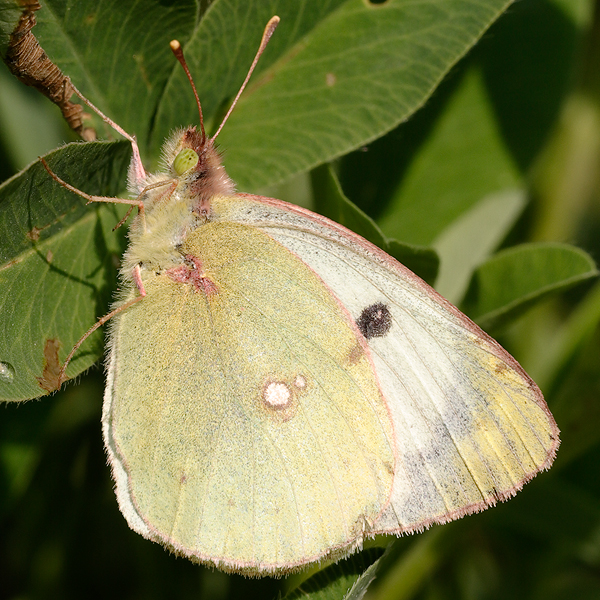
[293,375,307,389]
[264,382,291,408]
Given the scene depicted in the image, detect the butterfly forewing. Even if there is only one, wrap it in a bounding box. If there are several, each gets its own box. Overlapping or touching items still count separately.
[218,193,559,533]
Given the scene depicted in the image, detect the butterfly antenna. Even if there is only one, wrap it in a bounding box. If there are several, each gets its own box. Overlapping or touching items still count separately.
[211,15,280,141]
[170,40,206,143]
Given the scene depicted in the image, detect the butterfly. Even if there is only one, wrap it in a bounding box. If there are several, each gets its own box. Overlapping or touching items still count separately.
[42,16,558,577]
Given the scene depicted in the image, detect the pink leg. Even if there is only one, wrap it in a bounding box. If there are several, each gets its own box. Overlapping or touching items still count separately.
[58,265,146,387]
[41,157,144,212]
[41,158,177,232]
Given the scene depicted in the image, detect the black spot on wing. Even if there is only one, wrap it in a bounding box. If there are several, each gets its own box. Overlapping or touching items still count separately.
[357,303,392,340]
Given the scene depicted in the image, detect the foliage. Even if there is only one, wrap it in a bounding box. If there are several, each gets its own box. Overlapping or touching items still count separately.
[0,0,599,598]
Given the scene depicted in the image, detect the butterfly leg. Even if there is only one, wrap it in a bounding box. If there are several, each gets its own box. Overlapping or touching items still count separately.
[113,179,178,231]
[57,265,146,387]
[40,157,145,216]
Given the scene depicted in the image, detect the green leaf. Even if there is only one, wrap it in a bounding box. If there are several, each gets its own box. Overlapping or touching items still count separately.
[376,67,522,246]
[432,188,526,304]
[209,0,517,191]
[463,242,598,331]
[0,67,69,172]
[283,548,383,600]
[534,280,600,394]
[29,0,198,153]
[7,0,514,184]
[0,141,130,401]
[367,527,452,600]
[312,163,439,285]
[0,0,22,56]
[344,555,383,600]
[0,0,511,400]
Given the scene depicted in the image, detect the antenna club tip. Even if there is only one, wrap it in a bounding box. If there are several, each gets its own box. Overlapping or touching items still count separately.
[267,15,280,32]
[170,40,181,51]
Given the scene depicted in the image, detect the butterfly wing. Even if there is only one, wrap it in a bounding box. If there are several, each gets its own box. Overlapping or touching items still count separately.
[104,191,558,576]
[103,219,395,575]
[219,193,559,534]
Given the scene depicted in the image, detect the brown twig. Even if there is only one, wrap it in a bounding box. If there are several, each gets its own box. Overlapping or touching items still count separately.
[3,0,96,140]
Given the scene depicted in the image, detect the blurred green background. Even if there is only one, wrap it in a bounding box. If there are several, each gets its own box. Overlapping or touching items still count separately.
[1,0,600,598]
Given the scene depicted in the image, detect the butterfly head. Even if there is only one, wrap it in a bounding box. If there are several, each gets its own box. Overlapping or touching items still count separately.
[165,18,279,216]
[160,125,234,216]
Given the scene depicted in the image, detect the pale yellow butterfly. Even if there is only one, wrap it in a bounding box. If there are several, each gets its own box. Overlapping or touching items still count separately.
[44,16,558,577]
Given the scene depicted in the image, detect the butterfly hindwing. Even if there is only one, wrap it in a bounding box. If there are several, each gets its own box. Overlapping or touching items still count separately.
[103,217,396,574]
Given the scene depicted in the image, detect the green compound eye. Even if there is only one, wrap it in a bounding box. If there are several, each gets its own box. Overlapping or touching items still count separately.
[173,148,199,175]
